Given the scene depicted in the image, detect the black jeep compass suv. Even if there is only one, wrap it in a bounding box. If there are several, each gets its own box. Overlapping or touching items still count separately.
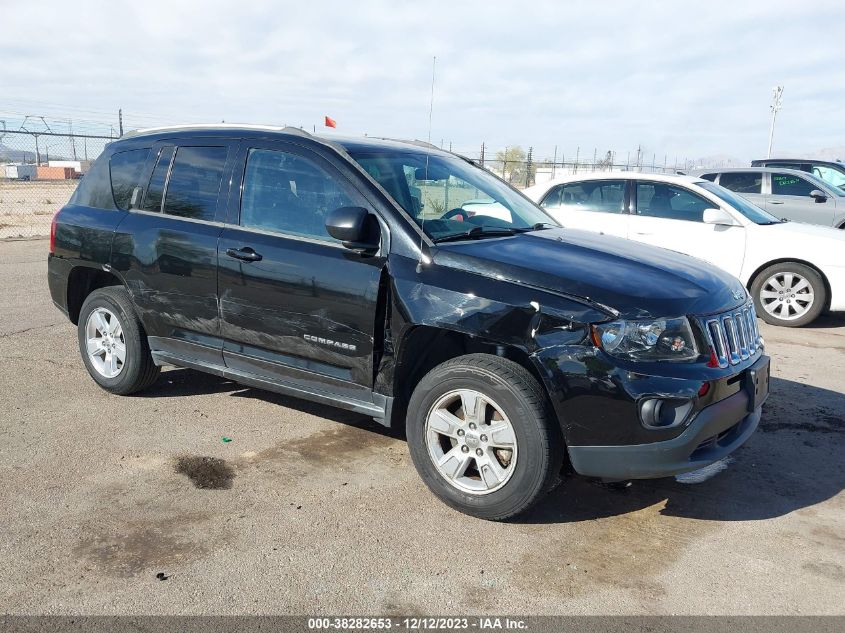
[47,125,770,520]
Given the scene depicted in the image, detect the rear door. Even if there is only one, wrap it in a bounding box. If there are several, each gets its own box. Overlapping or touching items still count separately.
[626,180,746,278]
[766,172,836,226]
[111,139,238,365]
[217,140,387,401]
[538,179,629,237]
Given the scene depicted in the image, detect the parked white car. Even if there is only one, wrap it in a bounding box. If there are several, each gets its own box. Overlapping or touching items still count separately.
[523,172,845,327]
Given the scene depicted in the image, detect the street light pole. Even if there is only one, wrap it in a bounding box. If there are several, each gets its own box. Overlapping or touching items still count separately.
[767,86,784,159]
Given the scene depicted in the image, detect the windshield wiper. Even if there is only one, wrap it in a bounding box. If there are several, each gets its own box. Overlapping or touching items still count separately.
[432,226,521,243]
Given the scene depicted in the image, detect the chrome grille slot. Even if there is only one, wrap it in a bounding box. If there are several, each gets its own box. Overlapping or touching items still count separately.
[722,315,741,365]
[700,303,761,369]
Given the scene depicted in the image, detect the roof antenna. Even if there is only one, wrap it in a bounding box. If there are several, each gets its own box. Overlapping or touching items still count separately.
[417,56,436,273]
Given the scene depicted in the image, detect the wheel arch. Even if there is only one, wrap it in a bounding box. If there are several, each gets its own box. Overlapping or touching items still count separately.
[746,258,832,312]
[66,265,126,325]
[389,325,552,427]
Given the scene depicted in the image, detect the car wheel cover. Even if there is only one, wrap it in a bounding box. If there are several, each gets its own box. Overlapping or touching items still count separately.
[84,307,126,378]
[425,389,518,495]
[759,271,815,321]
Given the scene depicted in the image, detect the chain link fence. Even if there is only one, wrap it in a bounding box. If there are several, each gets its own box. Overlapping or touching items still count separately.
[1,127,701,239]
[0,130,115,238]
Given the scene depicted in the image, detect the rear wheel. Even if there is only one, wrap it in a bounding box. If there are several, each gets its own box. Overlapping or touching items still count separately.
[77,287,160,394]
[406,354,562,520]
[751,262,826,327]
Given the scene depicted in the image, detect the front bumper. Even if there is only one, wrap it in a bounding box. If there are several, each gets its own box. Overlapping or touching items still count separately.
[567,386,761,480]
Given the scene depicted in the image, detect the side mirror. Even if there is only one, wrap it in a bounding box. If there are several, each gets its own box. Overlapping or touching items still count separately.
[810,189,828,203]
[702,208,738,226]
[325,206,380,253]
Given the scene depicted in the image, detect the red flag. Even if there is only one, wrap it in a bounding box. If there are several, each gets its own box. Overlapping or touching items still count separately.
[324,116,337,128]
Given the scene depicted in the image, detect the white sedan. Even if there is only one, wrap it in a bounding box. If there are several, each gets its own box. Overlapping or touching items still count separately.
[523,172,845,327]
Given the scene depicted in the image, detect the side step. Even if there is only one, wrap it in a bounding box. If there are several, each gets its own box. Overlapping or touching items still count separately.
[151,350,391,424]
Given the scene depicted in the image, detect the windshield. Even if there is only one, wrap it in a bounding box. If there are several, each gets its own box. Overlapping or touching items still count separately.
[697,181,783,225]
[343,148,555,241]
[807,167,845,193]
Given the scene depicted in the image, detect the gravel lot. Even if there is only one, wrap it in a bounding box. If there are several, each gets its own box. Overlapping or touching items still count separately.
[0,238,843,615]
[0,181,76,239]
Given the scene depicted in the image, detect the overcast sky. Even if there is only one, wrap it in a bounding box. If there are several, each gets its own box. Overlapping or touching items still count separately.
[2,0,843,163]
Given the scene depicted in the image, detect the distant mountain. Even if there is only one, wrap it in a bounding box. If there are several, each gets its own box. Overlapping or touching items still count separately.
[0,143,36,163]
[805,147,845,162]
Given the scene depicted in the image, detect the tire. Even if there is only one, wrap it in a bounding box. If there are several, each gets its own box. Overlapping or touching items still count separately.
[77,286,160,394]
[406,354,563,521]
[750,262,826,327]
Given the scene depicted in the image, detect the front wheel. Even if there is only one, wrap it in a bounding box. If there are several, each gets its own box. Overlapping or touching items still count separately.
[406,354,562,520]
[751,262,826,327]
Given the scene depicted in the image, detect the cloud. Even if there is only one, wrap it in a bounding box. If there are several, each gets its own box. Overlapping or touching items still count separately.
[1,0,843,161]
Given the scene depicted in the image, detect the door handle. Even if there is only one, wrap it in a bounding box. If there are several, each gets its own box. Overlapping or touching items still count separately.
[634,231,653,236]
[769,200,784,205]
[226,247,263,262]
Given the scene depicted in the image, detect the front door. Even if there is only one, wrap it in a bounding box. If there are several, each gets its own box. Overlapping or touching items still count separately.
[539,179,629,238]
[765,172,836,226]
[627,180,746,278]
[217,141,386,401]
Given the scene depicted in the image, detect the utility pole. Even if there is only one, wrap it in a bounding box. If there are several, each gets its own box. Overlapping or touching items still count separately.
[767,86,784,158]
[552,145,557,178]
[118,108,124,137]
[525,146,533,188]
[480,142,485,168]
[69,119,77,160]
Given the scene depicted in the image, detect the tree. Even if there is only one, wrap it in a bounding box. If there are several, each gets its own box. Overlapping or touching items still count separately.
[495,146,533,184]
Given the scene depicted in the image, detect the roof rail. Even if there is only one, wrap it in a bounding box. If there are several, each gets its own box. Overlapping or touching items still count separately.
[122,123,313,139]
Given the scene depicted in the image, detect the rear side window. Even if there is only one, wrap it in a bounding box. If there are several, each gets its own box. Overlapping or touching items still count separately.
[142,146,174,212]
[772,173,815,197]
[162,146,228,221]
[109,148,150,210]
[698,173,718,182]
[69,157,114,210]
[718,172,762,194]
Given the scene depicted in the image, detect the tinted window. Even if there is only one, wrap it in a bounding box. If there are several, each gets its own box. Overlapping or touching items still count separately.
[109,148,150,210]
[699,173,718,182]
[771,173,815,197]
[636,182,712,222]
[718,172,762,194]
[240,148,356,241]
[558,180,626,214]
[163,146,228,221]
[69,156,114,210]
[142,146,174,212]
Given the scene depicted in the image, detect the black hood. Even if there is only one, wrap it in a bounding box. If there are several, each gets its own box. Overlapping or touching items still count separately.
[433,228,747,319]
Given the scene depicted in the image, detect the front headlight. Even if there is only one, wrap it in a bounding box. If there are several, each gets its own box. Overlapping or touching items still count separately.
[591,317,699,361]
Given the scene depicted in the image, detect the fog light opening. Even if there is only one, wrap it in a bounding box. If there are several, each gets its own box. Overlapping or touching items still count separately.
[639,397,694,430]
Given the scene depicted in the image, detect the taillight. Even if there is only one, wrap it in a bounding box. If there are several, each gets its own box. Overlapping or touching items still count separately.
[49,211,59,253]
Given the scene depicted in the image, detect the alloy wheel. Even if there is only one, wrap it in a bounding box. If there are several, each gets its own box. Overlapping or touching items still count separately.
[759,272,815,321]
[425,389,518,495]
[84,307,126,378]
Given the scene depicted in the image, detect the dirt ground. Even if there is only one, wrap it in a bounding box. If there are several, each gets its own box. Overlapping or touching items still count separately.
[0,180,76,238]
[0,238,842,615]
